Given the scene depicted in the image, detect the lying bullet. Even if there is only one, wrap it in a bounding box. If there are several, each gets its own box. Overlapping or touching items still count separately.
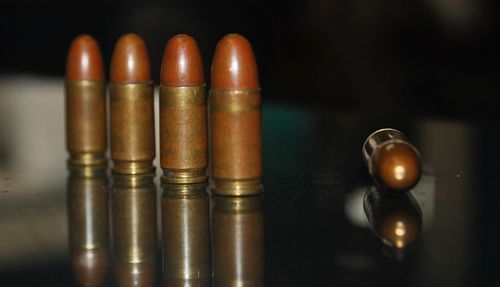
[110,34,155,175]
[363,187,422,256]
[111,174,157,287]
[210,34,263,196]
[162,183,211,287]
[212,194,263,287]
[160,35,207,184]
[362,128,422,191]
[66,35,106,166]
[67,166,109,287]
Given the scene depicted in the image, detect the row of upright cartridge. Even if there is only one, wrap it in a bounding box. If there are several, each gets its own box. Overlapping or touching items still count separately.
[66,33,263,286]
[66,33,263,195]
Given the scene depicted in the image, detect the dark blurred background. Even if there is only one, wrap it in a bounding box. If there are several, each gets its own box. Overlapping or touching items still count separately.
[0,0,499,120]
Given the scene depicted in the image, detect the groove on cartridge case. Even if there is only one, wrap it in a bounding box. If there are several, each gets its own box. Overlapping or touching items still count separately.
[212,179,263,196]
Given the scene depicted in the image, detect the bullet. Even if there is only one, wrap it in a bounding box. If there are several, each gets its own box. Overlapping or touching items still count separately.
[110,34,155,175]
[212,194,263,287]
[162,183,211,287]
[160,35,207,184]
[362,128,422,191]
[210,34,263,196]
[67,166,109,287]
[66,35,106,166]
[363,187,422,255]
[111,174,157,287]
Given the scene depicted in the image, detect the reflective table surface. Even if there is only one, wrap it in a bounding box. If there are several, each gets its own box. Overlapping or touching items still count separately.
[0,76,499,286]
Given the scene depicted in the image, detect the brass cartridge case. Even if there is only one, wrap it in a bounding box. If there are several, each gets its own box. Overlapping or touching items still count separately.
[212,195,263,287]
[66,81,106,166]
[162,183,211,287]
[110,83,155,174]
[363,187,422,254]
[363,128,422,191]
[210,88,262,195]
[160,85,207,184]
[111,174,157,287]
[67,166,109,287]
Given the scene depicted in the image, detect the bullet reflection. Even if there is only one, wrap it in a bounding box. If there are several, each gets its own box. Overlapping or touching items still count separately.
[212,194,264,287]
[111,174,157,287]
[67,166,109,287]
[364,187,422,258]
[162,183,211,287]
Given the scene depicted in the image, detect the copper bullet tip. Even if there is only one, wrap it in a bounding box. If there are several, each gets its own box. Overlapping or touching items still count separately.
[161,34,204,86]
[211,34,259,89]
[373,142,422,190]
[110,33,151,83]
[66,35,104,81]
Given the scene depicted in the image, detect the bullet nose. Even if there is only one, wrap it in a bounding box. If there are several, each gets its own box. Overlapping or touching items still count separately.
[161,34,204,86]
[373,142,422,190]
[110,34,151,83]
[66,35,104,81]
[211,34,259,89]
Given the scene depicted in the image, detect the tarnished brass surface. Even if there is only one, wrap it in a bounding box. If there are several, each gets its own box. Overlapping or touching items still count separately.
[162,183,211,286]
[111,173,157,287]
[162,169,207,185]
[212,194,263,287]
[110,83,155,174]
[160,85,207,184]
[67,165,109,287]
[209,89,262,195]
[363,187,422,255]
[66,80,106,166]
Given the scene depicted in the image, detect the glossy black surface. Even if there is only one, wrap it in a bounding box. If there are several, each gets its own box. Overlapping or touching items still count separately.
[0,78,499,286]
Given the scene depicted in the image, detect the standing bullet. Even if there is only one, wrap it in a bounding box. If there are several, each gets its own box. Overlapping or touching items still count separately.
[160,35,207,184]
[162,183,211,287]
[67,166,109,287]
[210,34,263,196]
[66,35,106,166]
[212,195,263,287]
[111,174,157,287]
[110,34,155,175]
[363,128,422,191]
